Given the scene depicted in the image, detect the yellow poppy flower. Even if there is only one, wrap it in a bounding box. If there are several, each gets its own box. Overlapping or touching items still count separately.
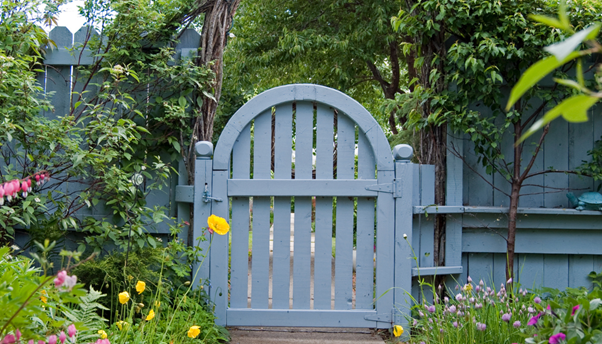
[464,283,473,292]
[207,215,230,235]
[136,281,146,294]
[393,325,403,337]
[118,291,130,304]
[98,330,107,339]
[146,309,155,321]
[154,300,161,307]
[40,290,47,304]
[187,325,201,338]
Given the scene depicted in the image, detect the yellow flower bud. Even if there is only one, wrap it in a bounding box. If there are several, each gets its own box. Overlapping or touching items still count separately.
[146,309,155,321]
[393,325,403,337]
[98,330,107,339]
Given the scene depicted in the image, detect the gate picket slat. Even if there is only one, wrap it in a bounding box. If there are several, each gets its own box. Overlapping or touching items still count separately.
[293,102,314,309]
[334,113,355,310]
[375,169,395,328]
[230,123,251,308]
[272,104,293,309]
[355,130,375,309]
[314,105,334,309]
[252,110,272,309]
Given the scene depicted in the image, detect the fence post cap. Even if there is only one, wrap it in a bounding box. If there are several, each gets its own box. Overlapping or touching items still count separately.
[393,144,413,161]
[195,141,213,157]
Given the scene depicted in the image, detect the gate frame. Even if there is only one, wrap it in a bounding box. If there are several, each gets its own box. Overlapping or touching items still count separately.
[178,84,417,330]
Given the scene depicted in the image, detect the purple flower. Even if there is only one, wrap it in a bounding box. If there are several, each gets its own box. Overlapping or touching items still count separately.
[528,312,543,326]
[534,296,541,304]
[449,305,457,313]
[572,305,580,316]
[513,320,521,328]
[502,313,511,322]
[549,333,566,344]
[428,305,436,313]
[507,278,513,284]
[475,303,483,309]
[452,321,458,328]
[476,322,486,331]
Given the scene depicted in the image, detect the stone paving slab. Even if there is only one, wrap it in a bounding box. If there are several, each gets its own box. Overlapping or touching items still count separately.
[228,327,385,344]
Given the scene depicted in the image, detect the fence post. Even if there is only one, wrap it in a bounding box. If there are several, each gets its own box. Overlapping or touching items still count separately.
[192,141,213,289]
[393,144,414,335]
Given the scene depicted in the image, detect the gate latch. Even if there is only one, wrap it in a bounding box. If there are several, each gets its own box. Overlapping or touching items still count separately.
[365,179,403,198]
[203,184,223,203]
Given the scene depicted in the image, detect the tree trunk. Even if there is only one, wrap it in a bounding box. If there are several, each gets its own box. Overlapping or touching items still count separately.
[507,179,521,282]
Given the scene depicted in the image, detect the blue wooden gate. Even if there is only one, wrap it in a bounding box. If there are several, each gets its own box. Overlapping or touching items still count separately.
[189,84,415,328]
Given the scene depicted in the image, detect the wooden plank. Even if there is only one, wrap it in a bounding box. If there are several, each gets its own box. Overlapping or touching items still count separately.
[595,255,602,274]
[446,128,464,270]
[464,139,493,206]
[226,309,377,328]
[467,253,494,288]
[251,111,272,309]
[375,170,395,328]
[177,160,191,244]
[517,254,544,290]
[520,100,545,207]
[543,255,569,291]
[230,124,251,309]
[213,84,394,172]
[568,255,594,288]
[462,228,602,255]
[191,156,213,288]
[411,266,462,277]
[355,130,376,310]
[209,170,229,325]
[418,165,435,269]
[394,160,413,325]
[272,103,293,309]
[463,213,602,229]
[569,122,594,194]
[493,116,512,207]
[313,104,334,310]
[334,113,355,310]
[544,119,569,208]
[228,179,379,197]
[493,253,508,289]
[293,101,313,309]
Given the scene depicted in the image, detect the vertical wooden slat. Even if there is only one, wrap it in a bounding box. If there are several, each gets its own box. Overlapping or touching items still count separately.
[520,119,545,207]
[544,120,569,207]
[569,122,594,193]
[492,117,512,207]
[314,104,334,309]
[445,129,463,286]
[272,104,293,309]
[568,255,593,288]
[464,140,493,206]
[355,129,375,310]
[493,253,508,288]
[191,143,213,289]
[334,113,355,310]
[518,254,544,290]
[419,165,435,270]
[251,111,272,309]
[293,102,313,309]
[544,255,569,291]
[210,170,229,325]
[393,154,414,327]
[375,169,395,328]
[468,253,494,286]
[230,124,251,308]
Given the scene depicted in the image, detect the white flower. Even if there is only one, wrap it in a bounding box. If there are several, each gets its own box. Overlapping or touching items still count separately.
[34,197,40,203]
[403,233,408,239]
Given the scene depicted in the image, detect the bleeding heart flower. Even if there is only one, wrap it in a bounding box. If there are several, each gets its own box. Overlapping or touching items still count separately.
[67,324,76,338]
[0,184,4,205]
[54,270,67,288]
[21,181,28,198]
[59,331,66,344]
[48,335,57,344]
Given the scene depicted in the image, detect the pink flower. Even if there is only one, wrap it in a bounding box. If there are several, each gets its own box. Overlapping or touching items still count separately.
[21,181,28,197]
[2,334,16,344]
[28,340,34,344]
[38,340,45,344]
[502,313,512,322]
[528,312,543,326]
[549,333,566,344]
[5,182,14,201]
[513,320,521,328]
[54,270,67,288]
[59,332,66,344]
[534,296,541,304]
[67,324,76,338]
[15,330,20,341]
[48,336,57,344]
[572,305,580,315]
[62,275,77,291]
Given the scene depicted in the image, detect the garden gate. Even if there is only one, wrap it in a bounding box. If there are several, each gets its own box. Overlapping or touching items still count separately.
[185,84,416,328]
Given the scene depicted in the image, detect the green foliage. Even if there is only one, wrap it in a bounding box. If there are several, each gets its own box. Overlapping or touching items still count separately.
[507,3,602,141]
[408,280,538,344]
[61,287,109,343]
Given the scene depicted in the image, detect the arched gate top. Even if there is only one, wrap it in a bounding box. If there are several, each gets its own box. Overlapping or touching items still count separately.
[213,84,393,171]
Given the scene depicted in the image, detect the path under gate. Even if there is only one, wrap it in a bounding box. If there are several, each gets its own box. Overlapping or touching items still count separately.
[175,84,447,330]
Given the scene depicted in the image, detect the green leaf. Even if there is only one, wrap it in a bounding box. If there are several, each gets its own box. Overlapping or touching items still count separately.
[519,94,599,143]
[553,78,588,92]
[544,24,600,61]
[173,141,181,153]
[529,14,568,30]
[506,52,581,111]
[178,96,187,108]
[590,298,602,311]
